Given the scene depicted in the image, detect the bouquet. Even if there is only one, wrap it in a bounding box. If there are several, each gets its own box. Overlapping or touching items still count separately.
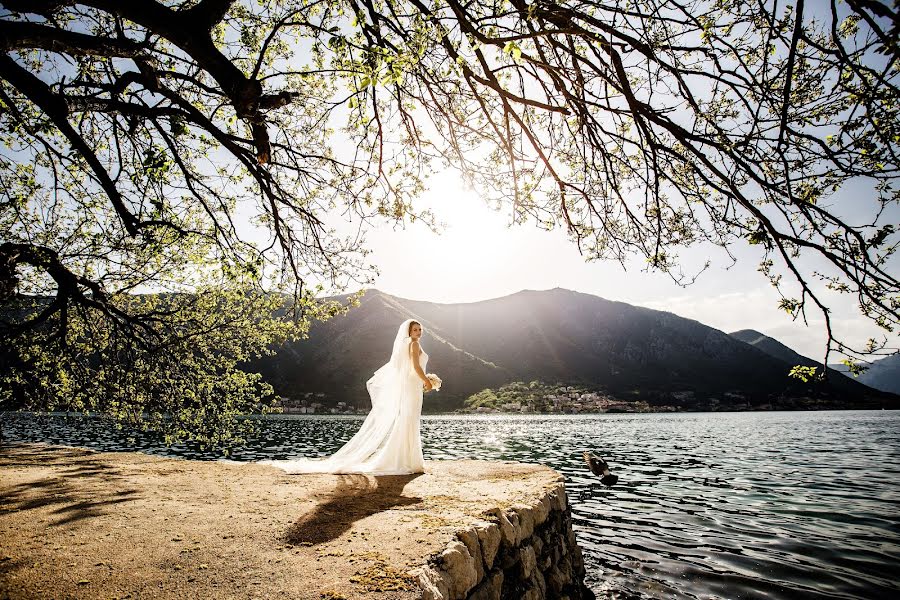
[425,373,442,392]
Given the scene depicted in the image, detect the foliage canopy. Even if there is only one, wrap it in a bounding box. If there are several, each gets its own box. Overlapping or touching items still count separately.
[1,0,898,442]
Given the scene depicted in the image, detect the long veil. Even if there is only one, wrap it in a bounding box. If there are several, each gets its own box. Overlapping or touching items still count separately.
[259,318,419,474]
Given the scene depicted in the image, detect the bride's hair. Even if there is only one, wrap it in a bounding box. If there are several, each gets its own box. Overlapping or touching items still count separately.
[408,320,422,336]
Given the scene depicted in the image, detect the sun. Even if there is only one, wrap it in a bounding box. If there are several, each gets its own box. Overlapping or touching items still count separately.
[353,171,517,300]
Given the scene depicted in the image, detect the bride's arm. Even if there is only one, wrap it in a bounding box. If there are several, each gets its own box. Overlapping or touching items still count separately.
[410,340,432,389]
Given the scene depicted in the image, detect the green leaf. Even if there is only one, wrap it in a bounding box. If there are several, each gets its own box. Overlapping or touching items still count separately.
[788,365,819,382]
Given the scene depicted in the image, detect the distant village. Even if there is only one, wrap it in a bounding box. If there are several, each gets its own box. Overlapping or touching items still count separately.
[271,382,684,415]
[461,389,663,414]
[272,392,361,415]
[269,381,839,415]
[458,382,681,414]
[269,387,675,415]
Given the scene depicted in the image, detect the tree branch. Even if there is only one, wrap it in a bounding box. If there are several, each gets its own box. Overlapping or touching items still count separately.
[0,19,145,57]
[0,54,140,235]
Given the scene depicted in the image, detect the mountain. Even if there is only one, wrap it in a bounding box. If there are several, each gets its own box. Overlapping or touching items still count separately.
[729,329,819,367]
[252,289,512,412]
[252,288,896,411]
[730,329,900,396]
[829,353,900,395]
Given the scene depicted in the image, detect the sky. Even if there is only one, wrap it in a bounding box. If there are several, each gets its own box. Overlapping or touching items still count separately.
[296,6,899,367]
[325,171,894,364]
[5,3,892,367]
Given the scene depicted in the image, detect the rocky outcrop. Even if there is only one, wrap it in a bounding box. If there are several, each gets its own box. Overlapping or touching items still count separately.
[413,480,593,600]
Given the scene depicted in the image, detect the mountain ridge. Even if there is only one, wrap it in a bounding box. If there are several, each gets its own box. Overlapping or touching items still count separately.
[729,328,820,367]
[252,288,895,411]
[829,353,900,395]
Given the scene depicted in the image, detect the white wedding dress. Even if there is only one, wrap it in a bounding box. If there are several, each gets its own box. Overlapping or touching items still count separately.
[260,318,426,475]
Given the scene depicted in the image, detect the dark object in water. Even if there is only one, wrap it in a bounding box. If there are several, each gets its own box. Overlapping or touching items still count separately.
[582,451,619,486]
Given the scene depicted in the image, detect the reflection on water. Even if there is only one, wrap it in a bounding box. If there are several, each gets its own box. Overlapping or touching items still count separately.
[3,410,899,600]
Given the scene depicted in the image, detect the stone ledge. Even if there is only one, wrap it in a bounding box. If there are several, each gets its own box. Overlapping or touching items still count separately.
[413,479,593,600]
[0,442,591,600]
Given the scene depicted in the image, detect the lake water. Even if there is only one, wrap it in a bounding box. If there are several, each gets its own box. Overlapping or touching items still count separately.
[2,410,898,599]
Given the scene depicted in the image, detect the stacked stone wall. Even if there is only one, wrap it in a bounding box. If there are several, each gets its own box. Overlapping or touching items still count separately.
[415,482,593,600]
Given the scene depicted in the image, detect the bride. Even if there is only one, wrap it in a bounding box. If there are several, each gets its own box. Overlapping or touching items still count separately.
[260,318,434,475]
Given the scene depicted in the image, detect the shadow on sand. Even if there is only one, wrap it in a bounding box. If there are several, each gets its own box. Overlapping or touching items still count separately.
[285,473,423,546]
[0,442,140,527]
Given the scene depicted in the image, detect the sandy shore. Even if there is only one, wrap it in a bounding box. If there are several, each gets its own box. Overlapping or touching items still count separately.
[0,443,563,599]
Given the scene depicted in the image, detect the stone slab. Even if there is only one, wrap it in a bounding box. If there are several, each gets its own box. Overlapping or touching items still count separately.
[0,442,564,600]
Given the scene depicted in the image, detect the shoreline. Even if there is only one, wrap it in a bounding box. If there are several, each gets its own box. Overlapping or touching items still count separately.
[0,442,592,599]
[272,406,900,416]
[3,407,897,423]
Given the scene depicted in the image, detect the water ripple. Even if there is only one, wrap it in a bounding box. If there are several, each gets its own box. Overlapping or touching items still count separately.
[2,410,899,599]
